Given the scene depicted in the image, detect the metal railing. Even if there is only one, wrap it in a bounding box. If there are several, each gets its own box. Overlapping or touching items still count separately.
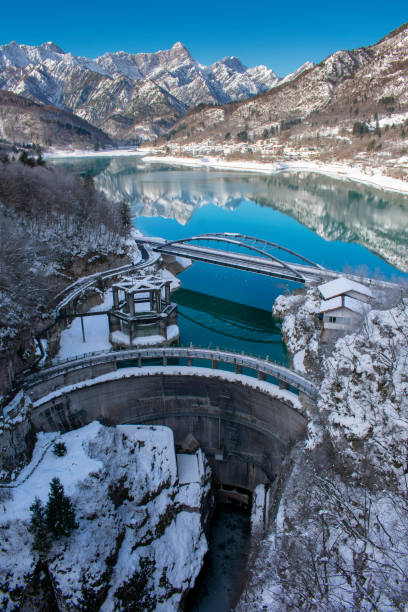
[55,245,160,313]
[24,346,318,398]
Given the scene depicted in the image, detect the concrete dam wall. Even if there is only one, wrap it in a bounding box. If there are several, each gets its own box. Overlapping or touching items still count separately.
[29,369,307,495]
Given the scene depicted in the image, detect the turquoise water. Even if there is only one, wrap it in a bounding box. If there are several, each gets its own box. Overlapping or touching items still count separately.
[50,156,408,363]
[50,156,408,610]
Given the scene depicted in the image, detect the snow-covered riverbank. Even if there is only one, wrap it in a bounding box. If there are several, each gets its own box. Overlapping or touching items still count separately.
[45,147,408,195]
[140,153,408,195]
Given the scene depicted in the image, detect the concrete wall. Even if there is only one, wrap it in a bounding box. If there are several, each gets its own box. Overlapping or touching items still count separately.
[30,374,306,492]
[0,417,36,477]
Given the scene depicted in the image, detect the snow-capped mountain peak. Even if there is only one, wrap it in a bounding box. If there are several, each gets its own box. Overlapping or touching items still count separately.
[39,41,65,54]
[0,39,285,142]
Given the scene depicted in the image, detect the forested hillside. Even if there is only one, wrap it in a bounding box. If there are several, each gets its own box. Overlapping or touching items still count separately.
[0,156,127,353]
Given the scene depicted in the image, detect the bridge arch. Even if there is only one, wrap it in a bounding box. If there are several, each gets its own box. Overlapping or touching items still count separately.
[164,233,324,269]
[157,233,325,283]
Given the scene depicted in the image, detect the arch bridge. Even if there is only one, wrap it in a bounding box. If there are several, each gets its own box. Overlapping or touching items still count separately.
[138,233,330,284]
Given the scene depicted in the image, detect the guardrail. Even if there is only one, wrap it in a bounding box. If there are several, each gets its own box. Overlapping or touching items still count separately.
[24,346,318,398]
[55,244,160,313]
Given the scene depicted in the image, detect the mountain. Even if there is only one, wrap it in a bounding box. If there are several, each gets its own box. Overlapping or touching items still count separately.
[0,41,281,143]
[0,90,113,149]
[162,23,408,161]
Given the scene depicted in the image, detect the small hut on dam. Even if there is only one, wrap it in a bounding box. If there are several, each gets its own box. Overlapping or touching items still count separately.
[108,271,179,347]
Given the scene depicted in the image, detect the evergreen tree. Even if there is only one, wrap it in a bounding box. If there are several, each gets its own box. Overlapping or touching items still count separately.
[29,497,49,552]
[46,477,77,538]
[52,441,67,456]
[18,151,29,165]
[18,150,36,167]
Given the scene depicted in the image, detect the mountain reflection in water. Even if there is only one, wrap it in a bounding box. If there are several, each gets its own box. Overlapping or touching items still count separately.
[50,156,408,274]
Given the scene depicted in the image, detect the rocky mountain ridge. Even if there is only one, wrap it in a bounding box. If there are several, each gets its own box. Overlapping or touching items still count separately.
[0,90,113,150]
[0,40,289,142]
[162,23,408,176]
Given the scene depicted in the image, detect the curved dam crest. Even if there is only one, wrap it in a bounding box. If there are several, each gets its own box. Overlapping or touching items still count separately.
[18,350,311,496]
[27,366,306,498]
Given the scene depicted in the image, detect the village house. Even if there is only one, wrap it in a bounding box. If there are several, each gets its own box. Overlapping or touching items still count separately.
[318,277,372,331]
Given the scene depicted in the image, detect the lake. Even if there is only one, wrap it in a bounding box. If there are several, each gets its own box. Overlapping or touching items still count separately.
[50,155,408,365]
[50,154,408,609]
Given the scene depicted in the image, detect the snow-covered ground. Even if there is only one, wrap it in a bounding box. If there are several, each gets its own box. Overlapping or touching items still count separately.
[273,289,321,375]
[140,153,408,195]
[110,324,179,348]
[0,421,211,610]
[54,267,181,361]
[240,294,408,610]
[55,290,113,360]
[45,145,408,194]
[45,148,148,159]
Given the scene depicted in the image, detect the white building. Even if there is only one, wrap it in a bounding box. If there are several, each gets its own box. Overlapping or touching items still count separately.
[318,277,372,331]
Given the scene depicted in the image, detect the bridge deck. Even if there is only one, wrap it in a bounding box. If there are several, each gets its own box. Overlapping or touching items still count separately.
[138,237,402,289]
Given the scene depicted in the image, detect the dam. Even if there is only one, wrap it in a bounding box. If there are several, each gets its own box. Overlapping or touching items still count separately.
[8,347,316,506]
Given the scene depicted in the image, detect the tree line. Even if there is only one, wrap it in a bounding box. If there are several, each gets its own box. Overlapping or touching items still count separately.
[0,157,130,353]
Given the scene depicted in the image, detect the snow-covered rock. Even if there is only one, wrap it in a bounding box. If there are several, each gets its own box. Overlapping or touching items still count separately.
[273,288,321,374]
[0,40,281,142]
[314,299,408,490]
[239,299,408,610]
[0,421,211,610]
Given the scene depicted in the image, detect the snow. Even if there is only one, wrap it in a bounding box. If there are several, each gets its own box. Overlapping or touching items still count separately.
[117,424,177,480]
[45,148,146,159]
[318,295,342,312]
[292,348,306,373]
[2,390,25,418]
[243,299,408,609]
[161,267,181,290]
[0,421,211,609]
[318,276,372,300]
[368,110,408,130]
[251,484,267,533]
[54,291,113,361]
[114,271,169,292]
[110,324,179,347]
[273,287,322,372]
[32,365,303,412]
[0,422,103,521]
[176,453,203,484]
[138,152,408,195]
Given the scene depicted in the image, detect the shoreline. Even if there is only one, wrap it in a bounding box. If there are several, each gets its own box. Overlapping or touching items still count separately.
[46,148,408,196]
[140,153,408,196]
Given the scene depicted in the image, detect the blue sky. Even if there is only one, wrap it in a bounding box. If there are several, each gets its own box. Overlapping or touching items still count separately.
[1,0,407,76]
